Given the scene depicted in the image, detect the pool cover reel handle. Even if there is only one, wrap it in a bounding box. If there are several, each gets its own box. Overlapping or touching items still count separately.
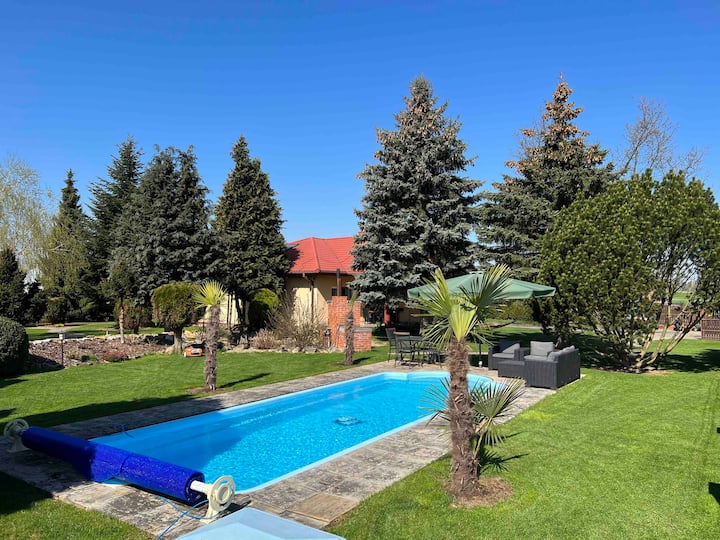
[3,419,29,452]
[190,475,236,518]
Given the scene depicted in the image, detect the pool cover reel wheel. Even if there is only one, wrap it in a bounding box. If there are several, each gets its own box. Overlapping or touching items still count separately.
[3,419,29,452]
[190,475,236,518]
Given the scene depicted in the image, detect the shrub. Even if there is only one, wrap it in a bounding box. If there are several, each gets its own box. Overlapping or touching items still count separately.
[101,350,129,363]
[249,288,279,331]
[251,328,280,349]
[498,300,533,322]
[270,294,326,351]
[0,316,28,376]
[44,295,68,324]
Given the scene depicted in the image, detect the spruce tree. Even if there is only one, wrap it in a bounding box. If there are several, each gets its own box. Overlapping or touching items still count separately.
[477,78,618,280]
[0,246,27,322]
[352,76,480,314]
[89,137,143,314]
[112,146,217,307]
[213,136,289,324]
[39,170,93,320]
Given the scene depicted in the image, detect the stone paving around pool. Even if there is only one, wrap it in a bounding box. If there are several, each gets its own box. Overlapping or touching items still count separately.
[0,362,555,538]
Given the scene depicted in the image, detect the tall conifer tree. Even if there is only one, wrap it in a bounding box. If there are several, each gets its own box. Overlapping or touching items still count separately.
[39,170,93,320]
[477,78,618,280]
[214,136,289,324]
[112,146,217,307]
[89,136,143,315]
[0,246,27,322]
[352,76,480,314]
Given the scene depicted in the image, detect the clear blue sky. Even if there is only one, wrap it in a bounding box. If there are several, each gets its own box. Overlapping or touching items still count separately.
[3,0,719,242]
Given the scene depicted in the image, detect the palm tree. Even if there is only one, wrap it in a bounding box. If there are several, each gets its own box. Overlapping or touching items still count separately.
[413,265,513,501]
[194,280,228,391]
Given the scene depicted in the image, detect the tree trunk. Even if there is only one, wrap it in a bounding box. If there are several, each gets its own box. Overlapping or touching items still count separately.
[119,301,126,345]
[446,336,478,500]
[173,328,183,354]
[344,309,355,365]
[205,304,220,391]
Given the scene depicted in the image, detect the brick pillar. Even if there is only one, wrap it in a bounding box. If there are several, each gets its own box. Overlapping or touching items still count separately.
[328,296,368,350]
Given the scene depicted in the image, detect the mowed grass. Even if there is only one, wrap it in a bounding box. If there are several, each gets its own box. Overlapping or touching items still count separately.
[1,349,386,428]
[1,474,150,540]
[0,347,385,539]
[330,338,720,539]
[3,334,720,539]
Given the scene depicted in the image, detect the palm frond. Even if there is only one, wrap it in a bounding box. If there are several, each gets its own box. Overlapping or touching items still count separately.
[193,280,228,308]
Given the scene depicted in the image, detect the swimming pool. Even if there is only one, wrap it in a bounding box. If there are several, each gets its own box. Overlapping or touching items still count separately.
[93,371,493,492]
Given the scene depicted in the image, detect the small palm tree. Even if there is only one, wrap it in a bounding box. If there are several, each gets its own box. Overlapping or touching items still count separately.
[193,280,228,392]
[413,265,512,501]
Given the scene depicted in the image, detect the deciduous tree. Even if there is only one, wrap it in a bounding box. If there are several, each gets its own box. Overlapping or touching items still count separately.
[353,76,480,316]
[0,155,53,274]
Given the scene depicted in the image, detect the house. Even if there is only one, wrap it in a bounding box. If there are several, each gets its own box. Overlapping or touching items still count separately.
[285,236,359,321]
[285,236,372,350]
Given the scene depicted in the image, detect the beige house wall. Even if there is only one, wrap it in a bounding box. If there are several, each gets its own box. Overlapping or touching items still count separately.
[284,274,357,326]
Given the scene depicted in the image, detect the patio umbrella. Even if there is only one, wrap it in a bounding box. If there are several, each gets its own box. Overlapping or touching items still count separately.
[406,272,555,301]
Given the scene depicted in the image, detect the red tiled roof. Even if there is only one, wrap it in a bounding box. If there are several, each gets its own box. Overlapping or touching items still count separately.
[286,236,359,275]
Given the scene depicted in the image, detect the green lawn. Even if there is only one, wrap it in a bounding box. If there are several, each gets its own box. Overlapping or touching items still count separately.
[3,336,720,538]
[331,338,720,539]
[25,322,164,341]
[1,349,386,428]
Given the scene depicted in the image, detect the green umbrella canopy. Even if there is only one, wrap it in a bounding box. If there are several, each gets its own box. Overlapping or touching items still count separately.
[407,272,555,301]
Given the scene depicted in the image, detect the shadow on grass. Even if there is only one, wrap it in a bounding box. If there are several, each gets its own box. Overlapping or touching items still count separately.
[709,482,720,505]
[662,349,720,372]
[219,372,270,389]
[0,472,52,517]
[0,378,24,390]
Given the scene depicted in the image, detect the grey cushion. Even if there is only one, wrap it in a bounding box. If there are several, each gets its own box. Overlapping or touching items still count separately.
[492,352,516,360]
[530,341,555,357]
[502,343,521,354]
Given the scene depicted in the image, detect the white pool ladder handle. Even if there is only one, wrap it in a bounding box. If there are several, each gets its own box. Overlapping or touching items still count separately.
[190,475,236,519]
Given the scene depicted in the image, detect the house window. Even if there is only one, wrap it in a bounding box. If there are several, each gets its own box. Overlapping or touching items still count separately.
[331,287,351,298]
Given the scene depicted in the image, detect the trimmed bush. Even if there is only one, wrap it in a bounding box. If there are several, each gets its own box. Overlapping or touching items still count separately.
[0,316,29,377]
[249,288,279,331]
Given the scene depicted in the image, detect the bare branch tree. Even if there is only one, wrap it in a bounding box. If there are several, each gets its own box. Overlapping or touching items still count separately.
[618,97,705,177]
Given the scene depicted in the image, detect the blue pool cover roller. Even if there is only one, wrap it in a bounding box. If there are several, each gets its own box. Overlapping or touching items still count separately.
[21,426,206,504]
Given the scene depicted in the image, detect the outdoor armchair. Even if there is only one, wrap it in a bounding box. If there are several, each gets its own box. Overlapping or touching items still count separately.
[523,345,580,389]
[488,340,527,370]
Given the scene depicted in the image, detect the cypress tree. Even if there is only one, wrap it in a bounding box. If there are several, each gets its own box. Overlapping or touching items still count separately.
[213,136,289,324]
[39,170,93,320]
[112,146,217,307]
[0,246,27,322]
[352,76,480,314]
[477,78,618,280]
[89,137,143,315]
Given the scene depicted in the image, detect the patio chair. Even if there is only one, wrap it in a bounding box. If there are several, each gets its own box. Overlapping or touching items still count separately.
[385,328,397,362]
[524,345,580,389]
[488,340,527,370]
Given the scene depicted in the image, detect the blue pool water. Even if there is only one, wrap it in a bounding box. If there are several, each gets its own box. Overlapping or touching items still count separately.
[93,371,493,491]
